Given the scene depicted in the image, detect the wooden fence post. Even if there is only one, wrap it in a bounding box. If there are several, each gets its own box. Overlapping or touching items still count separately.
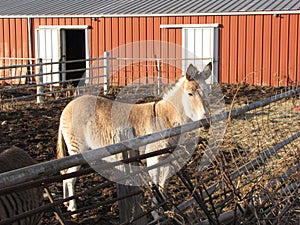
[36,58,44,104]
[104,52,110,95]
[113,127,147,225]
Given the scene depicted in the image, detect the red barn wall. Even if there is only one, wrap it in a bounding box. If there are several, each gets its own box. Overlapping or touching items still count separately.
[0,13,299,86]
[0,18,29,84]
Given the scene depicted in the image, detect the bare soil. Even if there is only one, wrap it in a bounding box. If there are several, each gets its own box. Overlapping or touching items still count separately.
[0,84,284,159]
[0,84,295,224]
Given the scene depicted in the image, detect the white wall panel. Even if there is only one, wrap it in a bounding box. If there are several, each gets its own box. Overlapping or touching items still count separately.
[182,26,218,84]
[35,28,60,85]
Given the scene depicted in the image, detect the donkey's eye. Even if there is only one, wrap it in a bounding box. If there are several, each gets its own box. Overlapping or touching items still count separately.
[188,93,193,96]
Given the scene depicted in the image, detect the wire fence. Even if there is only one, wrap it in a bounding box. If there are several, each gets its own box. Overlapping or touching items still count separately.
[0,55,213,107]
[182,86,300,225]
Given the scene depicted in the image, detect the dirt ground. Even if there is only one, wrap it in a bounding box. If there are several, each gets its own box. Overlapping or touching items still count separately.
[0,83,297,224]
[0,84,284,160]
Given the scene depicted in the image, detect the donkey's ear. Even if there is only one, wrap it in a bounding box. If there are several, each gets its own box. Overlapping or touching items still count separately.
[198,62,212,80]
[186,64,198,81]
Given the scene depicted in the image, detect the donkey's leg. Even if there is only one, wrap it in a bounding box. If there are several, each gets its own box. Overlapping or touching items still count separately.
[146,143,170,221]
[63,140,88,212]
[147,157,170,221]
[64,165,81,212]
[63,180,68,206]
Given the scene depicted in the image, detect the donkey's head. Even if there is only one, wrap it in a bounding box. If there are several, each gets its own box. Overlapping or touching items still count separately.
[182,63,212,122]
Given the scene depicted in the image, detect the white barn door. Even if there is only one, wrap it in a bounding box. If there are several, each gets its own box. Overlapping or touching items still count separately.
[35,28,61,85]
[182,26,219,84]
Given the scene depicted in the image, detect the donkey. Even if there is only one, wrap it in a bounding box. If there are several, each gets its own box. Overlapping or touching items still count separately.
[0,146,44,225]
[57,63,212,215]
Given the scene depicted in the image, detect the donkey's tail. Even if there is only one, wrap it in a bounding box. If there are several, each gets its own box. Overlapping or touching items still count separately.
[57,126,67,174]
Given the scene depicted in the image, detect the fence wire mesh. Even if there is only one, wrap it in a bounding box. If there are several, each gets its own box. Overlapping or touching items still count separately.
[173,85,300,225]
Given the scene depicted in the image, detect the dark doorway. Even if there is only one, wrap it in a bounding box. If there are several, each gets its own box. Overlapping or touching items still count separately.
[65,29,86,85]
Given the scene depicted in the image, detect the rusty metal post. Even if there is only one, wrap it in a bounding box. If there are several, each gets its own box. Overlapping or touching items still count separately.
[43,187,67,225]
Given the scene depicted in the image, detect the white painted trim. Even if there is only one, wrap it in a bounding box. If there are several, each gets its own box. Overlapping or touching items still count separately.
[213,27,219,83]
[61,29,67,81]
[38,25,89,29]
[0,10,300,19]
[27,17,33,74]
[85,28,90,82]
[160,24,220,29]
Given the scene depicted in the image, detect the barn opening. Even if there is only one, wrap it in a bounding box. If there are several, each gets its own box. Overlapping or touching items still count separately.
[63,29,86,85]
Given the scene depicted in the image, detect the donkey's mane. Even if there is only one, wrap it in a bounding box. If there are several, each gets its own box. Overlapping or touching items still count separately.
[162,76,185,101]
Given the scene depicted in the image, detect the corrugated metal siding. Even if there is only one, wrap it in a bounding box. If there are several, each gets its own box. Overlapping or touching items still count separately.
[42,15,300,86]
[86,14,300,86]
[289,14,299,86]
[0,18,28,58]
[245,15,255,85]
[0,0,300,16]
[146,14,299,86]
[230,16,239,83]
[217,13,300,86]
[0,14,299,86]
[0,17,29,84]
[252,15,262,85]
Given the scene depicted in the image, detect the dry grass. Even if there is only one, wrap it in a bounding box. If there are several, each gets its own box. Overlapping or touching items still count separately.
[173,87,300,225]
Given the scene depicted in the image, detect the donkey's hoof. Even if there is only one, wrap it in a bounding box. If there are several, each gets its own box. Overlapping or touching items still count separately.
[67,205,77,212]
[70,213,78,219]
[68,206,78,219]
[63,202,69,208]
